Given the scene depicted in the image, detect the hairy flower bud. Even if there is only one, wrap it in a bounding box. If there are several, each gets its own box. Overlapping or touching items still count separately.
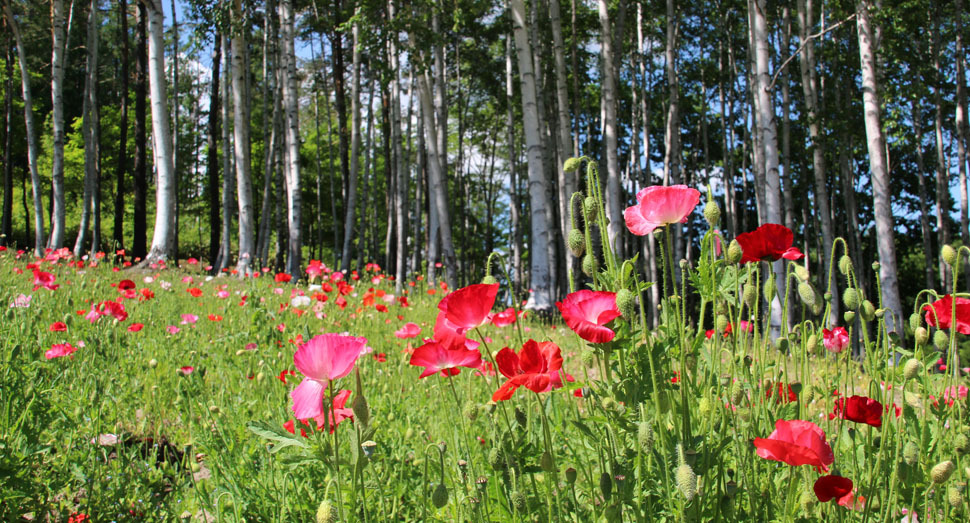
[842,288,860,311]
[616,289,636,319]
[315,500,337,523]
[727,240,743,264]
[481,274,498,285]
[955,434,970,455]
[799,490,817,513]
[567,229,585,257]
[704,199,721,228]
[903,442,920,466]
[844,311,856,324]
[352,394,370,428]
[839,255,854,276]
[903,358,923,380]
[914,327,929,347]
[861,300,876,321]
[563,157,583,172]
[715,314,729,333]
[806,334,818,355]
[932,461,956,484]
[910,313,922,332]
[511,490,527,512]
[730,381,744,405]
[488,448,504,470]
[743,283,758,311]
[948,485,965,508]
[583,196,598,221]
[943,244,958,266]
[934,330,950,351]
[599,472,613,500]
[763,273,776,303]
[432,483,449,508]
[794,264,810,282]
[582,254,599,277]
[798,282,817,309]
[463,403,479,421]
[637,422,654,451]
[675,464,698,501]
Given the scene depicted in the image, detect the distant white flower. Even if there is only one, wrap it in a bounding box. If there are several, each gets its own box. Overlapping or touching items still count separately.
[9,293,31,308]
[291,295,312,308]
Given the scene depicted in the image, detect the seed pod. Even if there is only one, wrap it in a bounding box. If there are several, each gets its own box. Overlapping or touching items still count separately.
[315,500,337,523]
[842,288,860,310]
[616,289,636,319]
[481,275,498,285]
[565,467,577,483]
[861,300,876,321]
[775,337,790,352]
[675,464,697,501]
[637,422,654,451]
[798,282,817,309]
[704,199,721,228]
[540,451,555,472]
[932,461,956,484]
[914,327,929,347]
[563,157,583,172]
[839,255,854,276]
[934,330,950,351]
[727,240,743,264]
[432,483,449,508]
[582,254,599,277]
[904,358,923,380]
[567,229,585,257]
[599,472,613,500]
[943,244,958,266]
[903,442,919,466]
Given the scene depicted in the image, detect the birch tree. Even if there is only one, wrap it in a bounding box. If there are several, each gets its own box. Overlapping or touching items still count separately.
[279,0,302,277]
[231,0,255,275]
[597,0,623,260]
[49,0,68,248]
[74,0,100,257]
[340,17,362,273]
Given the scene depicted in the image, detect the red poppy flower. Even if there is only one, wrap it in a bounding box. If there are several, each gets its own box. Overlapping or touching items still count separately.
[831,395,883,428]
[623,185,701,236]
[492,340,573,401]
[764,381,798,404]
[814,475,853,503]
[117,279,136,291]
[275,272,292,283]
[490,307,518,327]
[409,339,483,378]
[437,283,499,332]
[187,287,203,298]
[140,288,155,300]
[754,419,834,472]
[128,323,144,332]
[923,295,970,334]
[208,314,223,322]
[556,290,622,344]
[735,224,804,263]
[49,321,68,332]
[823,326,850,353]
[373,352,387,362]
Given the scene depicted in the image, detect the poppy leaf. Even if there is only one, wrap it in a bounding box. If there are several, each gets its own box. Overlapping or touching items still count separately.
[247,420,309,451]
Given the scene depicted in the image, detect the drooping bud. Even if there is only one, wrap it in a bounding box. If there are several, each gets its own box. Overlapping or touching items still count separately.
[763,273,776,303]
[903,442,920,465]
[599,472,613,500]
[567,229,585,257]
[511,490,527,512]
[730,381,744,405]
[563,157,583,173]
[581,350,596,368]
[704,199,721,228]
[903,358,923,380]
[914,327,929,347]
[934,330,950,351]
[675,463,698,501]
[481,274,498,285]
[432,483,449,508]
[463,403,479,421]
[775,337,790,352]
[910,313,922,332]
[943,244,958,266]
[806,334,818,354]
[794,264,810,282]
[715,314,729,333]
[582,254,599,277]
[839,255,854,276]
[955,434,969,455]
[316,500,337,523]
[797,282,817,309]
[616,289,636,319]
[947,485,965,508]
[488,447,504,470]
[932,461,956,484]
[583,196,598,222]
[860,300,876,321]
[727,240,743,264]
[842,288,860,310]
[352,394,370,428]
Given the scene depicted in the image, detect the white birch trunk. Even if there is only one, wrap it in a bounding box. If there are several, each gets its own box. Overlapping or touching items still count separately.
[280,0,302,277]
[340,18,361,273]
[598,0,623,260]
[231,2,255,275]
[74,0,99,257]
[389,0,407,292]
[49,0,68,248]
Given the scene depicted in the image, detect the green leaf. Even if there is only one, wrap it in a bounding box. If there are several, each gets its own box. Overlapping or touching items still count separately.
[246,420,309,453]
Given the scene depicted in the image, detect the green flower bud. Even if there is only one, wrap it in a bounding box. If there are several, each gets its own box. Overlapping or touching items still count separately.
[955,434,970,455]
[704,199,721,228]
[844,311,856,323]
[727,240,743,264]
[675,464,698,501]
[861,300,876,321]
[843,288,860,310]
[432,483,449,508]
[463,403,479,421]
[798,282,817,309]
[563,157,583,172]
[148,358,158,368]
[903,441,920,466]
[582,254,599,277]
[488,448,504,470]
[935,329,950,351]
[567,229,585,257]
[715,314,729,333]
[583,196,598,222]
[316,500,337,523]
[799,490,817,513]
[839,255,854,276]
[405,427,415,440]
[794,264,810,282]
[637,422,654,451]
[763,273,776,302]
[565,467,577,483]
[743,283,758,311]
[806,334,818,354]
[903,358,923,380]
[540,451,555,472]
[872,261,881,271]
[932,461,956,484]
[775,337,790,352]
[947,485,965,508]
[616,289,636,319]
[511,490,527,512]
[698,397,712,416]
[599,472,613,500]
[730,381,744,405]
[581,350,595,368]
[256,372,265,382]
[914,327,929,347]
[943,244,958,266]
[352,393,370,428]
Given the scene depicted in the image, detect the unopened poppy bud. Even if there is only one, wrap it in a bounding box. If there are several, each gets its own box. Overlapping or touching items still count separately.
[511,490,527,512]
[798,282,817,309]
[943,244,958,266]
[582,254,598,277]
[839,255,854,276]
[727,240,743,264]
[149,358,158,368]
[743,283,758,310]
[616,289,636,319]
[903,442,920,465]
[352,394,370,427]
[730,381,744,404]
[698,397,712,416]
[932,460,956,484]
[823,291,832,302]
[567,229,585,257]
[563,157,583,172]
[514,407,528,427]
[875,308,885,318]
[404,427,415,440]
[675,463,697,501]
[565,467,577,483]
[799,490,817,512]
[540,451,555,472]
[955,434,969,455]
[488,448,504,470]
[861,300,875,321]
[794,265,810,282]
[581,350,595,367]
[763,274,776,302]
[948,485,965,508]
[256,372,265,382]
[637,422,654,451]
[806,334,818,354]
[842,288,860,310]
[914,327,929,347]
[704,199,721,227]
[583,196,598,221]
[844,311,856,323]
[315,500,337,523]
[679,258,689,270]
[903,358,923,380]
[432,483,449,508]
[463,403,479,421]
[934,330,950,351]
[599,472,613,500]
[481,275,497,285]
[715,314,729,333]
[871,261,880,271]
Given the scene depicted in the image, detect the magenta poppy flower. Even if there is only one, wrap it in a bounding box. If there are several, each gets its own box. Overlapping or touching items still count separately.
[290,334,369,419]
[735,224,804,263]
[556,290,622,343]
[45,343,77,360]
[823,326,850,353]
[437,283,499,332]
[409,339,483,378]
[814,475,854,503]
[312,389,354,433]
[492,340,573,401]
[753,419,834,472]
[394,322,422,339]
[623,185,701,236]
[923,295,970,334]
[32,269,59,291]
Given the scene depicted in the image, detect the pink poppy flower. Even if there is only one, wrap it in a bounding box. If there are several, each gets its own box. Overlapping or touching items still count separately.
[409,339,483,378]
[394,322,422,339]
[217,290,230,299]
[438,283,499,332]
[623,185,701,236]
[178,366,195,375]
[32,269,59,291]
[492,340,573,401]
[312,389,354,433]
[823,326,850,353]
[556,290,622,343]
[181,314,199,325]
[45,343,77,360]
[9,293,32,308]
[166,326,181,335]
[754,419,834,472]
[290,334,369,419]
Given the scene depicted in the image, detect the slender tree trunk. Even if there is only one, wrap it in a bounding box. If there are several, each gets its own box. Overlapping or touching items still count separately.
[49,0,68,248]
[549,0,574,287]
[913,98,936,290]
[169,0,180,261]
[510,0,554,310]
[931,6,950,289]
[956,0,970,283]
[598,0,623,259]
[507,33,523,297]
[780,4,794,232]
[356,74,375,270]
[2,3,46,254]
[114,0,130,252]
[324,46,340,266]
[231,3,255,275]
[218,34,235,272]
[341,19,362,273]
[664,0,680,188]
[2,37,12,244]
[133,2,148,259]
[279,0,301,276]
[389,0,407,291]
[207,31,222,265]
[74,0,99,257]
[331,3,349,264]
[142,0,177,264]
[257,3,278,267]
[856,0,903,335]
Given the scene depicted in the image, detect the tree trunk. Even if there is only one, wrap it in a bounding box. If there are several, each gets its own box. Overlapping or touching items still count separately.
[142,0,177,264]
[664,0,680,188]
[170,0,179,261]
[510,0,554,310]
[507,32,523,297]
[49,0,68,248]
[856,0,903,335]
[331,3,348,264]
[206,30,222,265]
[931,6,950,289]
[780,3,794,232]
[133,1,148,259]
[389,0,407,291]
[231,3,255,275]
[956,0,970,285]
[2,3,46,254]
[74,0,99,257]
[340,18,362,273]
[279,0,302,277]
[549,0,574,286]
[114,0,130,252]
[598,0,623,260]
[2,37,12,244]
[216,34,234,271]
[257,2,279,268]
[913,98,936,290]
